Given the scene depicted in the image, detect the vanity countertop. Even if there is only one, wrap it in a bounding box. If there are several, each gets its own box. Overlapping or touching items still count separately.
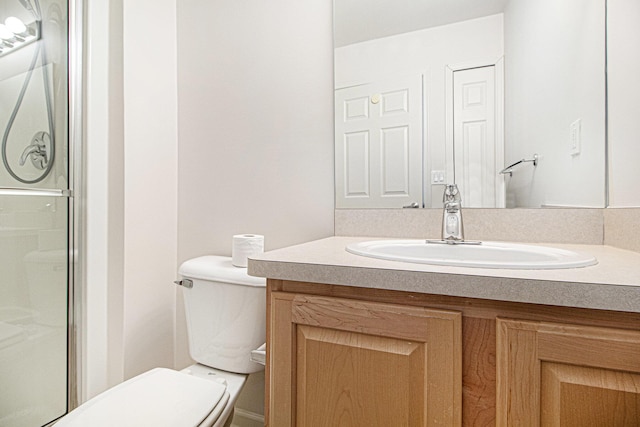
[248,236,640,313]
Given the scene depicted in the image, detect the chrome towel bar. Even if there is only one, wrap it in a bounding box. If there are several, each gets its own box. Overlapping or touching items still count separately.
[500,154,538,177]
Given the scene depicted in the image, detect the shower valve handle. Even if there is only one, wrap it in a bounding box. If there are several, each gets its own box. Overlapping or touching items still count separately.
[18,131,50,170]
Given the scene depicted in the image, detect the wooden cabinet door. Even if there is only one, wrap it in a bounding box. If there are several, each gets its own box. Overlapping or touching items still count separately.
[268,292,462,427]
[497,318,640,426]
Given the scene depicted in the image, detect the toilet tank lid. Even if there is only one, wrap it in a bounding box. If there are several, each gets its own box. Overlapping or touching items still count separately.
[55,368,227,427]
[178,256,266,287]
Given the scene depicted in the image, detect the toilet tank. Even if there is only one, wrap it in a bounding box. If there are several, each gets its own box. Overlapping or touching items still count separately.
[178,256,266,374]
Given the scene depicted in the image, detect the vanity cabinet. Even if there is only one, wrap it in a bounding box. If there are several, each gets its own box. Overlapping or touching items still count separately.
[266,280,640,426]
[268,291,462,426]
[497,318,640,426]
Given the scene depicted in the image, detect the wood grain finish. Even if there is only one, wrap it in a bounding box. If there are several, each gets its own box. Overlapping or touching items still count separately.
[271,280,640,331]
[497,318,640,426]
[266,280,640,426]
[269,292,462,426]
[542,363,640,426]
[268,292,296,427]
[462,317,496,426]
[296,325,426,426]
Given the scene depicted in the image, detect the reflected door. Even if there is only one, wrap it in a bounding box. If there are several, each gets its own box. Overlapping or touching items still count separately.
[335,74,423,208]
[452,65,504,208]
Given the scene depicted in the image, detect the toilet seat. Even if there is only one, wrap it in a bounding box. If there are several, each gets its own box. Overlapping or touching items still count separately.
[55,368,229,427]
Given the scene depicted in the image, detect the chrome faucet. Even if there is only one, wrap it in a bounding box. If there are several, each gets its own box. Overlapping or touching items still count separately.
[442,184,464,243]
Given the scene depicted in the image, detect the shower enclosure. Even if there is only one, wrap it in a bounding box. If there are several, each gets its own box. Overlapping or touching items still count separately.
[0,0,75,425]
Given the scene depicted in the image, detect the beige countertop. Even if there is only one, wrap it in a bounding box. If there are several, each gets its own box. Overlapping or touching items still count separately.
[248,236,640,313]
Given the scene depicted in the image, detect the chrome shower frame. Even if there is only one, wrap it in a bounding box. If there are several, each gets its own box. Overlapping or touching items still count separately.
[67,0,84,415]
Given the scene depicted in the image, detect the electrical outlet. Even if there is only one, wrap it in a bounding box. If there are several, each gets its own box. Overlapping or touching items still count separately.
[570,119,581,156]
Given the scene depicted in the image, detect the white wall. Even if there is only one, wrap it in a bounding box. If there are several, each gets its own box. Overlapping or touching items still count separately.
[84,0,178,398]
[608,0,640,207]
[121,0,178,379]
[175,0,334,275]
[86,0,333,416]
[503,0,606,208]
[175,0,335,421]
[335,15,504,206]
[84,0,125,400]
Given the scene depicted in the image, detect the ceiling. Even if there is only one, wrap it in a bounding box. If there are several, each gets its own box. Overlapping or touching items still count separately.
[334,0,509,47]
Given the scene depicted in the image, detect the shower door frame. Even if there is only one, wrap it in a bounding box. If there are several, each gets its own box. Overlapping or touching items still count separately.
[67,0,84,415]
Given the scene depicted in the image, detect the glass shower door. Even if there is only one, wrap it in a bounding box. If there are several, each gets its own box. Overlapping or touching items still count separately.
[0,0,70,425]
[0,194,68,427]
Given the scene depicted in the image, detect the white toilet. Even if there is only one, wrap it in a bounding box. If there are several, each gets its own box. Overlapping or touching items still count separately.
[56,256,266,427]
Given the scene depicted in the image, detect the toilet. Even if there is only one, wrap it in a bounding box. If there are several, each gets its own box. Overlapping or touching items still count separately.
[56,256,266,427]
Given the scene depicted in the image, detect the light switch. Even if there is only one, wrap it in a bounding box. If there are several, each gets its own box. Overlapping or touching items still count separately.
[431,170,445,184]
[570,119,581,156]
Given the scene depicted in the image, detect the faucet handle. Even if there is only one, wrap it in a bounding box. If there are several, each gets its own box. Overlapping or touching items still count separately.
[443,184,461,203]
[18,131,50,170]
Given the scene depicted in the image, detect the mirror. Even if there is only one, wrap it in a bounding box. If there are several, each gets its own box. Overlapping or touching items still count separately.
[334,0,606,209]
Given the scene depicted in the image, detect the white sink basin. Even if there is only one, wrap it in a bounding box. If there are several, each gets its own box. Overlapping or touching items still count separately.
[346,240,597,269]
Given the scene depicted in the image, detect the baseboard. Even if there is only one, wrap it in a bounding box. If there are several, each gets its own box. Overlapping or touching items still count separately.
[231,408,265,427]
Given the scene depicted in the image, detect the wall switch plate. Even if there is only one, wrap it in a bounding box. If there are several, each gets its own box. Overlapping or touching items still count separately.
[570,119,581,156]
[431,170,445,184]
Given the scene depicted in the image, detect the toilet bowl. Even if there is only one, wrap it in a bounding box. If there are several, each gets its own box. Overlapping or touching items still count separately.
[55,256,266,427]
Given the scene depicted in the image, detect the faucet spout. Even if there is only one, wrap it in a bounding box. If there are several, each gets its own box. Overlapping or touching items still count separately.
[442,184,464,243]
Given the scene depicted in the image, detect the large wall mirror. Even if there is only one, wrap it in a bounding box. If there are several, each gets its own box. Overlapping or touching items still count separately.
[334,0,611,209]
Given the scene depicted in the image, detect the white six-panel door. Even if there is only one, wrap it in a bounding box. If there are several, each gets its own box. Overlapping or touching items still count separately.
[452,66,501,208]
[335,75,423,208]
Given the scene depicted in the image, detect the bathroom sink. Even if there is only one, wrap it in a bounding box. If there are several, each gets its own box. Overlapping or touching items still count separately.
[345,240,597,269]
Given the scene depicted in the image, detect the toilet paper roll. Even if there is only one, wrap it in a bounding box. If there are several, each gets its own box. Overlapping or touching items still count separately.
[232,234,264,267]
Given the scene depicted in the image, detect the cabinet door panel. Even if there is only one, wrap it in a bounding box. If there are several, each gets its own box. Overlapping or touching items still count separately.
[269,292,462,426]
[541,362,640,426]
[297,325,425,426]
[497,318,640,426]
